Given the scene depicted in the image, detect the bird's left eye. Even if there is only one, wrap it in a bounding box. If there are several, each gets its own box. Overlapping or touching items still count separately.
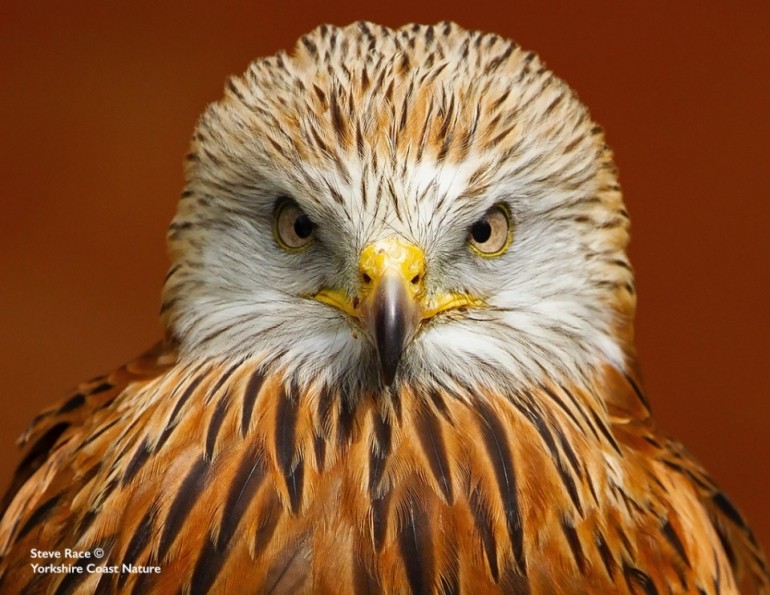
[467,204,513,257]
[274,199,316,251]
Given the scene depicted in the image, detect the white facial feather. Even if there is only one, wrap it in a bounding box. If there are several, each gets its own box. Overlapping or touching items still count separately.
[161,22,635,395]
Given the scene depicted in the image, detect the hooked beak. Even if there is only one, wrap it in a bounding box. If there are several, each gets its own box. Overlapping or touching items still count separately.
[314,237,483,386]
[358,239,423,385]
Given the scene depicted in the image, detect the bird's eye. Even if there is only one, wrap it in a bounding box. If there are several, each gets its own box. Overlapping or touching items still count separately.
[467,204,513,257]
[274,199,316,251]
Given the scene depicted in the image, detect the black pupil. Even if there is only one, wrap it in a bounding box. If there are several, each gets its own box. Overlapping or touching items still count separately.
[293,214,313,239]
[471,218,492,243]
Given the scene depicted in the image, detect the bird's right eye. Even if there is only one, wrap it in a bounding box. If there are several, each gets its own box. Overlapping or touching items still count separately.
[274,199,316,251]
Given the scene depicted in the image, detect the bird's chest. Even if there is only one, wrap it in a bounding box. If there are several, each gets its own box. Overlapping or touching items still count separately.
[220,392,661,594]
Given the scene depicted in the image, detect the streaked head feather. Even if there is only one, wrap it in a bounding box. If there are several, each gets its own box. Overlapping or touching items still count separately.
[161,21,634,396]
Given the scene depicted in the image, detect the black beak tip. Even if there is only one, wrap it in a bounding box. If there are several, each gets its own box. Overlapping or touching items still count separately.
[374,302,407,387]
[368,274,419,388]
[380,351,400,386]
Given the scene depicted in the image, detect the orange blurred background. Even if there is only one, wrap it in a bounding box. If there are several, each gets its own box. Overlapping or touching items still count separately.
[1,1,768,551]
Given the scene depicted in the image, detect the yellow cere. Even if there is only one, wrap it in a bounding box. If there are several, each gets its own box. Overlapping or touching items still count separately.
[358,237,425,299]
[313,236,484,320]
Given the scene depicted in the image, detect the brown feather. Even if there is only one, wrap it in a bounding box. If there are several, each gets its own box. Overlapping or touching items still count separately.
[1,344,766,593]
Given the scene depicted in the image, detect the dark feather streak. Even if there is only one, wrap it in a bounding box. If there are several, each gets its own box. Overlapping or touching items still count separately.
[415,407,453,502]
[241,371,265,437]
[121,439,151,487]
[157,456,208,560]
[595,530,617,578]
[218,447,266,550]
[470,486,499,582]
[561,518,586,573]
[117,507,155,587]
[662,519,691,568]
[57,393,85,414]
[477,402,525,573]
[17,493,63,540]
[711,492,747,529]
[398,500,434,595]
[154,373,207,452]
[623,563,659,595]
[254,493,282,556]
[337,393,357,445]
[52,550,98,594]
[371,490,391,552]
[1,422,69,515]
[205,392,231,460]
[89,382,113,395]
[274,388,303,513]
[329,91,348,143]
[189,536,225,595]
[513,400,583,516]
[368,413,391,497]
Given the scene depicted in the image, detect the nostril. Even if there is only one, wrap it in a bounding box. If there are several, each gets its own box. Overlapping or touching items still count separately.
[411,274,421,285]
[362,273,372,284]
